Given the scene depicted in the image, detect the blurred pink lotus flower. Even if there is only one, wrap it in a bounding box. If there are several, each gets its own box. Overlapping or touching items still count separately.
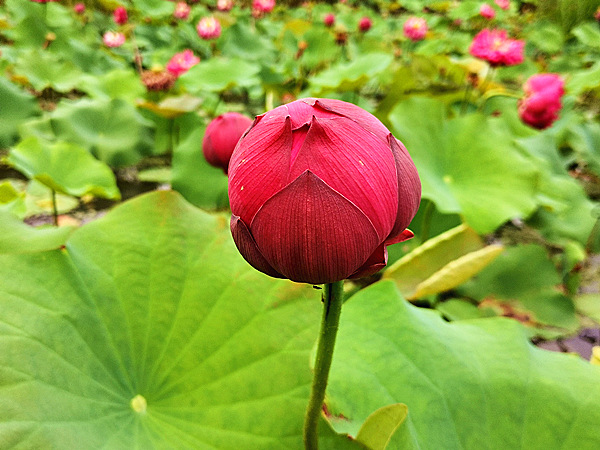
[113,6,128,25]
[324,13,335,27]
[358,16,373,32]
[166,49,200,77]
[228,98,421,284]
[495,0,510,10]
[103,31,126,48]
[480,4,496,19]
[74,2,85,14]
[203,112,253,174]
[217,0,234,11]
[197,17,221,40]
[518,73,565,129]
[253,0,275,14]
[173,2,191,20]
[403,17,428,41]
[469,29,524,66]
[595,6,600,21]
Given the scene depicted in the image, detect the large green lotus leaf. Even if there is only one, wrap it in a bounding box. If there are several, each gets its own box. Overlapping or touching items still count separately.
[132,0,175,18]
[220,22,276,61]
[13,48,84,93]
[78,69,146,102]
[389,97,539,233]
[0,77,40,148]
[567,61,600,95]
[0,191,356,449]
[325,281,600,448]
[179,58,261,93]
[46,98,155,167]
[309,53,393,96]
[0,209,74,254]
[171,117,230,211]
[8,137,120,200]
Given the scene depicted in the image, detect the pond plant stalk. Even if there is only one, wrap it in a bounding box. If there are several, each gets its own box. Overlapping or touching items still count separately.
[303,280,344,449]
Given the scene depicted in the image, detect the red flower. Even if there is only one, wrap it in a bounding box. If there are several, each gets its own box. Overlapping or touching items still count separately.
[197,17,221,40]
[518,73,565,129]
[113,6,128,25]
[469,29,524,67]
[228,98,421,284]
[253,0,275,14]
[203,112,253,174]
[166,50,200,77]
[480,4,496,19]
[323,13,335,27]
[74,2,85,14]
[358,16,372,32]
[495,0,510,10]
[173,2,191,20]
[403,17,427,41]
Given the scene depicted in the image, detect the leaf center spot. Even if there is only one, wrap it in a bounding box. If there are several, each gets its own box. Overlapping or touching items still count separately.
[130,394,147,414]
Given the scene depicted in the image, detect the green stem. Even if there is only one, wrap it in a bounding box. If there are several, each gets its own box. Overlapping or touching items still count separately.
[51,189,58,227]
[303,280,344,450]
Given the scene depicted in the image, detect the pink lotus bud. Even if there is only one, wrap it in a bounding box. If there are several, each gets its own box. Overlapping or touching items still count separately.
[494,0,510,10]
[113,6,128,25]
[74,3,85,14]
[403,17,428,41]
[166,49,200,77]
[217,0,234,11]
[173,2,191,20]
[197,17,221,40]
[228,98,421,284]
[518,73,565,129]
[203,112,253,174]
[358,16,373,32]
[323,13,335,27]
[103,31,126,48]
[253,0,275,13]
[469,28,524,67]
[480,4,496,19]
[595,6,600,22]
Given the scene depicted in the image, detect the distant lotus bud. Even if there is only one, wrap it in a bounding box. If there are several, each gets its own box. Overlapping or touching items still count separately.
[203,112,253,174]
[494,0,510,10]
[103,31,126,48]
[323,13,335,27]
[166,49,200,77]
[141,70,177,92]
[173,2,191,20]
[403,17,427,41]
[253,0,275,14]
[595,6,600,22]
[469,28,524,67]
[113,6,128,25]
[480,4,496,19]
[228,98,421,284]
[74,2,85,14]
[217,0,234,11]
[358,16,372,32]
[518,73,565,129]
[197,17,221,40]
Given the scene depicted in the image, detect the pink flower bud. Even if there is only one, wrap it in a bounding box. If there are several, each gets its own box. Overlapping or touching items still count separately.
[518,73,565,129]
[358,16,373,32]
[469,28,524,67]
[228,98,421,284]
[103,31,126,48]
[403,17,427,41]
[166,49,200,77]
[595,6,600,22]
[113,6,128,25]
[197,17,221,40]
[74,3,85,14]
[323,13,335,27]
[173,2,191,20]
[253,0,275,13]
[217,0,234,11]
[480,4,496,19]
[494,0,510,10]
[203,112,253,174]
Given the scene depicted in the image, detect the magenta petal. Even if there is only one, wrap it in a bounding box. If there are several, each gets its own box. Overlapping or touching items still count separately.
[250,170,380,284]
[288,116,398,241]
[349,242,387,279]
[388,135,421,240]
[313,98,391,140]
[387,229,414,245]
[230,215,284,279]
[228,115,293,225]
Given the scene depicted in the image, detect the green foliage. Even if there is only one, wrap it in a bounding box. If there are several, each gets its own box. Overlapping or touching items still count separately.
[0,77,40,148]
